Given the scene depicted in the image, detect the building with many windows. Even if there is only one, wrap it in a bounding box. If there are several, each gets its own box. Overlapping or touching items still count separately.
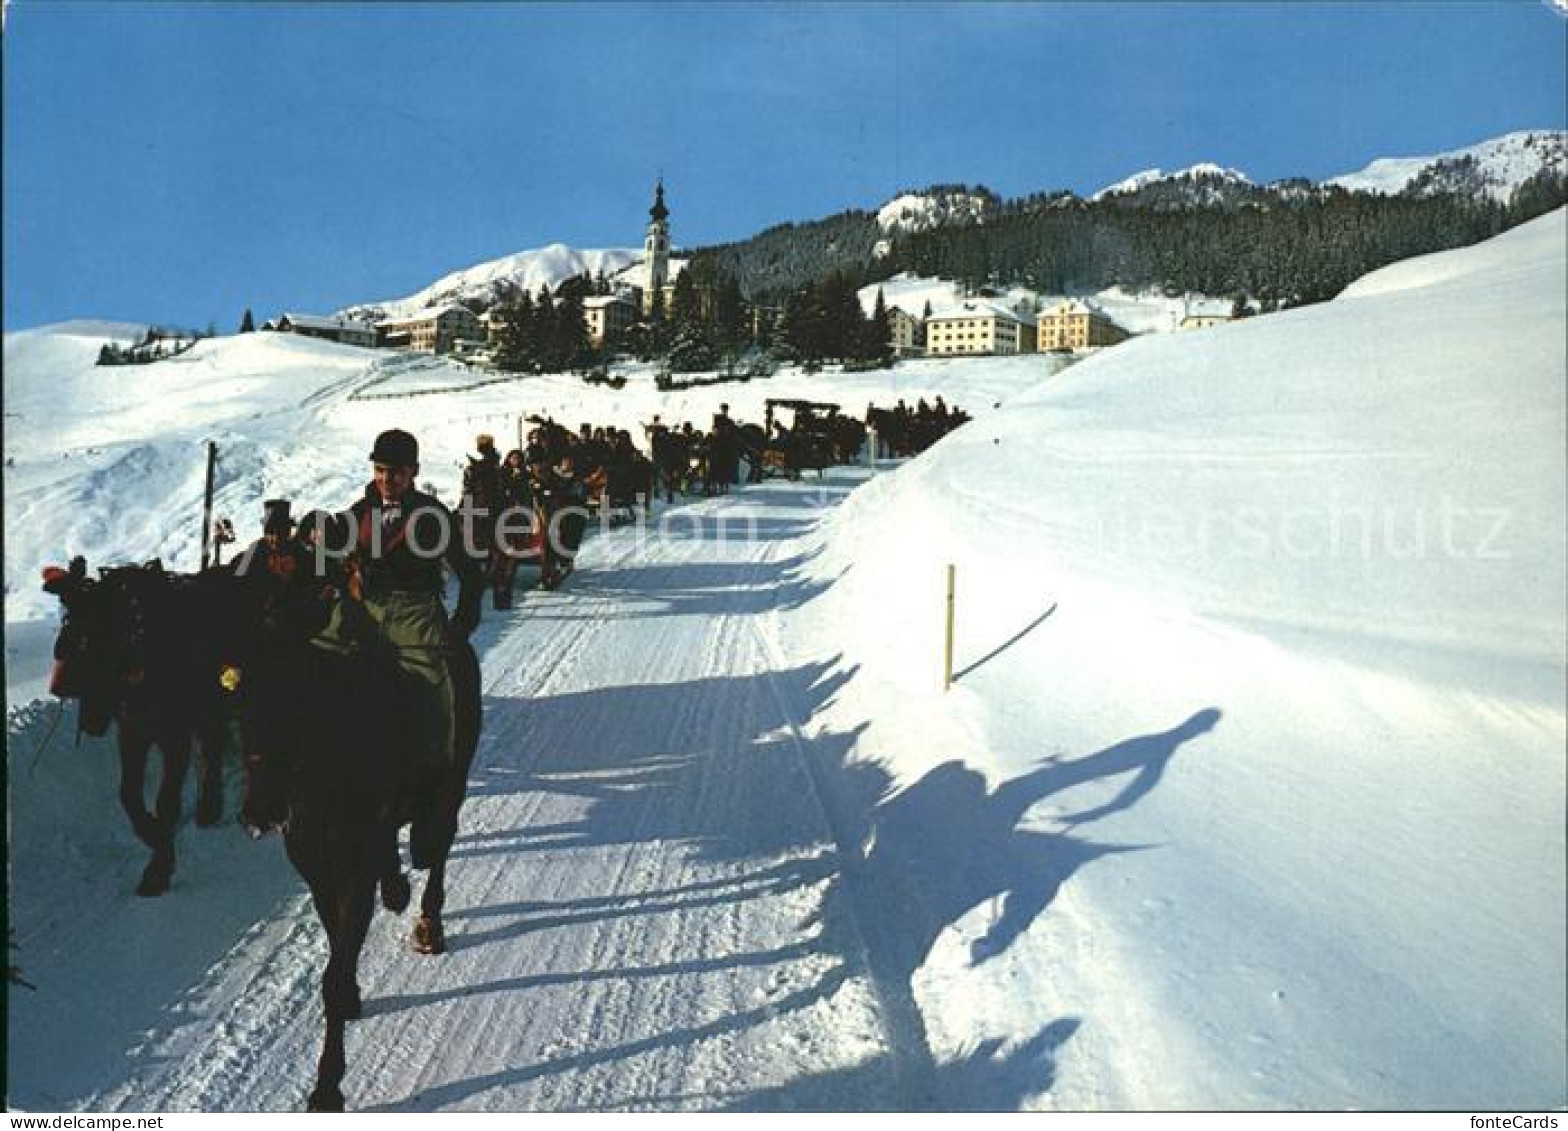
[583,294,640,345]
[377,304,484,355]
[924,300,1036,356]
[1037,300,1131,351]
[887,305,926,357]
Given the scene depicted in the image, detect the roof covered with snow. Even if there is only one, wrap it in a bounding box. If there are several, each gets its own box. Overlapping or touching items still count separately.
[377,303,477,327]
[280,312,376,334]
[925,298,1029,324]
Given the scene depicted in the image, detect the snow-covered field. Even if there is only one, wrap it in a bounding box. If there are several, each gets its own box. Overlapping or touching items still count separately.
[5,213,1565,1110]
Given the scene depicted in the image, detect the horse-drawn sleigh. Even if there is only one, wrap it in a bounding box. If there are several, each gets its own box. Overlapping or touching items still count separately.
[758,398,862,480]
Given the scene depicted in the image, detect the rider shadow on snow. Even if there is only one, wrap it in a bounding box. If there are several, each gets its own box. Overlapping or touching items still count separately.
[396,635,1219,1109]
[743,705,1222,1110]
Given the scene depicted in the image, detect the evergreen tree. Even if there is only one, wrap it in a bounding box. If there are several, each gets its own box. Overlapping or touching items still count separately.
[533,286,556,372]
[670,267,703,332]
[713,274,747,352]
[668,321,717,372]
[239,308,255,333]
[494,290,536,372]
[553,287,591,370]
[867,288,893,365]
[780,285,820,362]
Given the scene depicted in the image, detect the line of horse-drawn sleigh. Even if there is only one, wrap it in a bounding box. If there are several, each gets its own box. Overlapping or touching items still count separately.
[41,553,481,1111]
[32,398,966,1110]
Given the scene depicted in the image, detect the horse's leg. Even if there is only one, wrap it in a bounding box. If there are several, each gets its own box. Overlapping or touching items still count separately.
[305,879,351,1111]
[138,729,190,897]
[117,730,158,848]
[308,994,348,1113]
[409,763,457,957]
[379,822,410,913]
[194,716,227,827]
[322,880,372,1021]
[413,788,459,955]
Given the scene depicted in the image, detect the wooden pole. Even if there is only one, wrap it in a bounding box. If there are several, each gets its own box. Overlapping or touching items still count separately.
[944,563,956,691]
[199,441,217,571]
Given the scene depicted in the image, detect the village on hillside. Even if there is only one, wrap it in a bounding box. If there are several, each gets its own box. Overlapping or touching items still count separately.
[138,180,1236,376]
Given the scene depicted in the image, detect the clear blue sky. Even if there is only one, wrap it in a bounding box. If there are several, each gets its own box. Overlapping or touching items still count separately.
[4,2,1564,331]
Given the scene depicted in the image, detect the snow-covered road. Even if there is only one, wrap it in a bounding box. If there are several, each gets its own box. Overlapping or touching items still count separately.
[67,471,940,1112]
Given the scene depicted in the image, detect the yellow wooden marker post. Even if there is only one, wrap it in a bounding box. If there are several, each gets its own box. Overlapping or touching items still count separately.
[944,563,956,691]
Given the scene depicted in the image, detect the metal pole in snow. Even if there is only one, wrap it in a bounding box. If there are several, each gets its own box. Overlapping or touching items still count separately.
[200,441,217,571]
[944,563,956,691]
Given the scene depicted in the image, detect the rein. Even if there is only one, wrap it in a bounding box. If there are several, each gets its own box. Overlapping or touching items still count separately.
[26,700,66,774]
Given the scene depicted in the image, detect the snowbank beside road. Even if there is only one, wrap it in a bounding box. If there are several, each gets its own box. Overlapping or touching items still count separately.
[779,210,1567,1108]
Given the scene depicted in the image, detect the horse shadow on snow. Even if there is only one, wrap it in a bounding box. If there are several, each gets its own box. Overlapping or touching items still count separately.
[381,643,1220,1110]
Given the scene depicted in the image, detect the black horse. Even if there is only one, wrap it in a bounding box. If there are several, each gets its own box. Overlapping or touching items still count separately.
[217,568,482,1111]
[43,557,230,896]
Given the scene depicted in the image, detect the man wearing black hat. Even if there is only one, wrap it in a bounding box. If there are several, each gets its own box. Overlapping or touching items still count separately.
[329,429,484,788]
[236,498,310,582]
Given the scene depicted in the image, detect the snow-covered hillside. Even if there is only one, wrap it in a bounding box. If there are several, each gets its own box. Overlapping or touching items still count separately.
[0,327,1062,628]
[785,209,1567,1107]
[5,214,1563,1111]
[341,244,645,322]
[1327,130,1566,203]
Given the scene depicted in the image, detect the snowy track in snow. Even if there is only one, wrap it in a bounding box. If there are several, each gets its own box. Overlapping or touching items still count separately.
[76,473,919,1113]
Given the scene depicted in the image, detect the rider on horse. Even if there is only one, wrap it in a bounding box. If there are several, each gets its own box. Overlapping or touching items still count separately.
[318,428,485,861]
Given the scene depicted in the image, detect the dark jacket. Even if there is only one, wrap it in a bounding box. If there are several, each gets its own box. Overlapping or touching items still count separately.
[350,485,484,629]
[463,450,502,509]
[498,457,533,510]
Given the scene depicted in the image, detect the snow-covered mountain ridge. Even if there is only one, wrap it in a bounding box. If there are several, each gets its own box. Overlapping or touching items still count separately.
[322,131,1561,329]
[340,244,645,323]
[876,187,1000,233]
[1327,130,1566,203]
[1091,163,1254,201]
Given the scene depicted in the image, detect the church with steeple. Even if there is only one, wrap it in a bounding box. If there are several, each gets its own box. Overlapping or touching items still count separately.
[642,178,671,316]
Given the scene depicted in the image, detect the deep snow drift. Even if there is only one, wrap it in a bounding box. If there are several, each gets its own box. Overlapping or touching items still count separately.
[778,209,1566,1108]
[5,213,1564,1110]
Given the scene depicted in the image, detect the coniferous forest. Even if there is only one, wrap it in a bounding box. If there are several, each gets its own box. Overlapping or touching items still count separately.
[461,159,1566,374]
[700,167,1566,308]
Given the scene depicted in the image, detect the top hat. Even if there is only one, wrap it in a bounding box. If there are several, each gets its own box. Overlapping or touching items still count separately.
[263,499,293,536]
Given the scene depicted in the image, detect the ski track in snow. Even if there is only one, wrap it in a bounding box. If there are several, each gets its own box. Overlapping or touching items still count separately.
[79,477,916,1113]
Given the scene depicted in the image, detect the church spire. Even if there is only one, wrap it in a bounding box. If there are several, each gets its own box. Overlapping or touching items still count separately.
[643,177,671,316]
